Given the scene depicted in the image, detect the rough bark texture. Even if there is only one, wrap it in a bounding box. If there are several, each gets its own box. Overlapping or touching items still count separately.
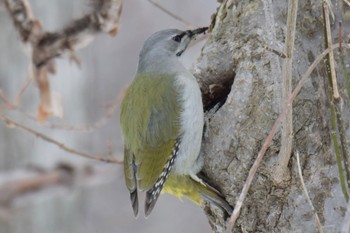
[194,0,348,232]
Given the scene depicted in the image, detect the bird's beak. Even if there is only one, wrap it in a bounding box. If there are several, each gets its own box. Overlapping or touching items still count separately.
[175,27,209,57]
[186,27,208,38]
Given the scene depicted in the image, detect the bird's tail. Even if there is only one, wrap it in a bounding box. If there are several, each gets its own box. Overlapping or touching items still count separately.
[162,174,232,215]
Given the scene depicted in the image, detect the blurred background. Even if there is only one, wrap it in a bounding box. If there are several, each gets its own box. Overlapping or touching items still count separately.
[0,0,219,232]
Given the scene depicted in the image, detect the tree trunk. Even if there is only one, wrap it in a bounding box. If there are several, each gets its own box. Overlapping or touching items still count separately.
[195,0,348,232]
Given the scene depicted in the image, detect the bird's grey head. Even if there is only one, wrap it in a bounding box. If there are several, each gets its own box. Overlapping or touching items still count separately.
[137,28,207,74]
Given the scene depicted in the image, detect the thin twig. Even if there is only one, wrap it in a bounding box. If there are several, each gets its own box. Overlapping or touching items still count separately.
[323,1,349,201]
[337,23,350,190]
[325,0,335,20]
[335,101,350,190]
[339,21,350,100]
[329,99,349,200]
[226,43,350,232]
[273,0,298,183]
[262,0,283,113]
[296,151,324,233]
[147,0,194,28]
[0,113,123,164]
[323,0,340,99]
[14,76,32,107]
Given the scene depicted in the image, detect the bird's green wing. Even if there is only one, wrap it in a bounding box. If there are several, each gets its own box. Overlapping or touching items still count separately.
[123,146,138,216]
[120,73,181,214]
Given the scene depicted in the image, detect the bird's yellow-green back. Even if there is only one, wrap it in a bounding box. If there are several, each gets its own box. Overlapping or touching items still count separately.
[120,73,181,215]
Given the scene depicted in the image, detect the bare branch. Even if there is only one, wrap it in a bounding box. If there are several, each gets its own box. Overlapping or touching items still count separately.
[0,67,32,110]
[225,43,350,232]
[273,0,298,183]
[4,0,40,43]
[35,67,56,122]
[0,112,123,164]
[323,0,340,100]
[33,0,123,68]
[14,75,32,107]
[262,0,283,113]
[4,0,123,121]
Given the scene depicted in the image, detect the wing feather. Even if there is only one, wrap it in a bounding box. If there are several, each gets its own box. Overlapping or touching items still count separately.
[120,74,182,215]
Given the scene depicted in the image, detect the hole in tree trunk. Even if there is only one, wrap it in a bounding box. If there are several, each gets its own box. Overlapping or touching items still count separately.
[202,72,235,112]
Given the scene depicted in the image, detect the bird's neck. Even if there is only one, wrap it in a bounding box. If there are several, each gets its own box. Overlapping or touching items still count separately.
[137,50,187,76]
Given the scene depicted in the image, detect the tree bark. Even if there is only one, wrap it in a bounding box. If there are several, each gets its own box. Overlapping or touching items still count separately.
[195,0,348,232]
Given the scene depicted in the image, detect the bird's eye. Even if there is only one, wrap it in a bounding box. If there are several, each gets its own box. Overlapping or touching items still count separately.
[172,35,182,42]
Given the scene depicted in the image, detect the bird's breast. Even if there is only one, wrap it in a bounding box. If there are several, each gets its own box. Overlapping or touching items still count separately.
[173,74,204,175]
